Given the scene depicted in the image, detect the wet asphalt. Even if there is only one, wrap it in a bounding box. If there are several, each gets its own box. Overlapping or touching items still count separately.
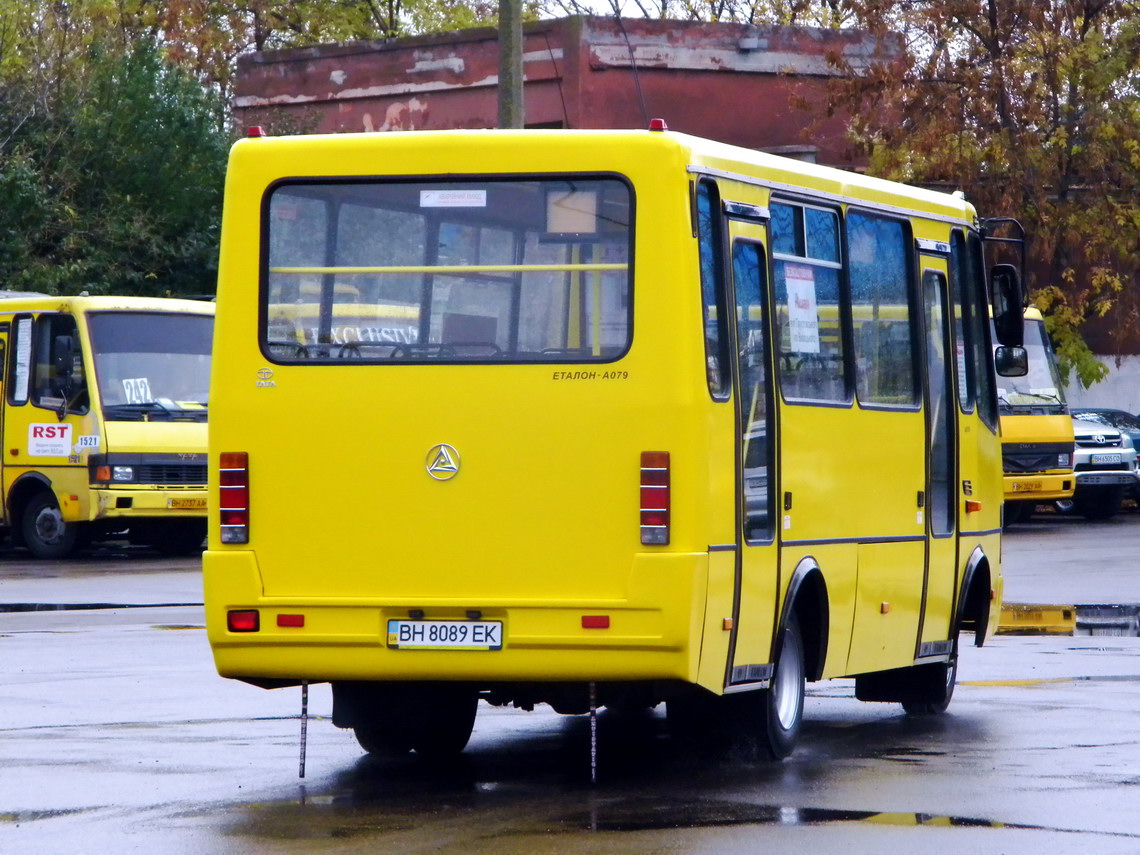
[3,512,1140,854]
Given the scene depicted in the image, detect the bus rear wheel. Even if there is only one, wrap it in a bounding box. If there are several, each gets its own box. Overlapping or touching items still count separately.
[758,614,806,759]
[354,685,478,759]
[902,650,958,715]
[22,492,79,560]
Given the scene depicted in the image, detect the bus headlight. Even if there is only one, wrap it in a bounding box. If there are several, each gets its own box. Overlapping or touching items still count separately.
[112,466,135,481]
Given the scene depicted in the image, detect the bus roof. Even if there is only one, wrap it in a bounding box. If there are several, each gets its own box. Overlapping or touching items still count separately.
[0,294,214,315]
[230,127,978,225]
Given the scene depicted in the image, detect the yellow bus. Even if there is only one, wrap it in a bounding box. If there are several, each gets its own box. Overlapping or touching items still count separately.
[1,294,213,558]
[205,126,1025,761]
[997,306,1075,524]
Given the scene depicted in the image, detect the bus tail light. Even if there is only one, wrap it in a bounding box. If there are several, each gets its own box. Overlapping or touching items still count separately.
[219,452,250,543]
[227,610,259,632]
[640,451,670,545]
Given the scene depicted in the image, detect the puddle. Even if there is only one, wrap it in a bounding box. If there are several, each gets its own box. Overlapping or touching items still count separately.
[561,797,1140,838]
[151,625,205,631]
[0,808,96,823]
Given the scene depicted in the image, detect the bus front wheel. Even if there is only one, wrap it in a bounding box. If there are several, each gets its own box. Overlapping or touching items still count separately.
[22,492,79,560]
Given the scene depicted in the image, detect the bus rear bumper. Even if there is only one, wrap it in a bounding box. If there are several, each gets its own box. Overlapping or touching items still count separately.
[204,549,706,685]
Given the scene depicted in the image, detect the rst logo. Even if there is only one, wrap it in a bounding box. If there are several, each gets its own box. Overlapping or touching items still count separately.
[28,423,73,457]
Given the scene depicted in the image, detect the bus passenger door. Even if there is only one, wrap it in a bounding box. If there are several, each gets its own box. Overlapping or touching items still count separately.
[919,265,959,649]
[725,219,780,688]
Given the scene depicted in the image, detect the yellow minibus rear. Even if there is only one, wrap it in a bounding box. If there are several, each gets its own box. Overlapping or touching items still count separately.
[206,126,1024,761]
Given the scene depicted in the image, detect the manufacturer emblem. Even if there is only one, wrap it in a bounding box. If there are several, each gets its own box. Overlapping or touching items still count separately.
[426,444,460,481]
[255,367,276,388]
[1093,434,1106,445]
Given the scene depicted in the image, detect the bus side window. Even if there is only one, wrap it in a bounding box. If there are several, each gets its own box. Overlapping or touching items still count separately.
[771,201,846,403]
[950,229,997,430]
[966,232,998,430]
[696,179,730,399]
[8,316,32,405]
[846,211,917,407]
[31,314,88,415]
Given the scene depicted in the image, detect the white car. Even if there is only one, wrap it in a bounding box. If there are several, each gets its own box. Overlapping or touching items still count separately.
[1064,417,1139,519]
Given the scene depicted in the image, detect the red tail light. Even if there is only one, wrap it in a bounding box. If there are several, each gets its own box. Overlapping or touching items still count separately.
[227,610,260,632]
[219,452,249,544]
[640,451,670,545]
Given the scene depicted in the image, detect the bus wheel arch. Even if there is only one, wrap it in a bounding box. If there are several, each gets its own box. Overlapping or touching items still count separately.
[957,546,993,647]
[782,558,830,682]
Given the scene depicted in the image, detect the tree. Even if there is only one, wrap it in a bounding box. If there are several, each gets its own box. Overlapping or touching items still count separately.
[0,40,230,296]
[828,1,1140,386]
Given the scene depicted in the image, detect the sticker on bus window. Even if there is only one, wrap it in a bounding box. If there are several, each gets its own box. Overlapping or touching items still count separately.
[420,190,487,208]
[12,317,32,404]
[29,423,73,457]
[785,264,821,354]
[123,378,152,404]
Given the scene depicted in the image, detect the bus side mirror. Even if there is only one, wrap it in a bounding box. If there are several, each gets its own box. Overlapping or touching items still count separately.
[51,335,78,405]
[995,345,1028,377]
[52,335,76,383]
[991,264,1024,348]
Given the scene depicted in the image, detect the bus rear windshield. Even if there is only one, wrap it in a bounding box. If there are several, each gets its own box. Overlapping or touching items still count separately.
[262,177,633,363]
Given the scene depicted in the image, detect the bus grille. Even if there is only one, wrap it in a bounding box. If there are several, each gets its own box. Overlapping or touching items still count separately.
[1003,451,1062,473]
[135,464,208,485]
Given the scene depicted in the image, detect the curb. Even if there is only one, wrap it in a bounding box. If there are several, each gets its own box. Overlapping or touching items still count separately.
[998,603,1076,635]
[999,603,1140,636]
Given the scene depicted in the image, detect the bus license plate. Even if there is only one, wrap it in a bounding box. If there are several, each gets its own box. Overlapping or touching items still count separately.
[1091,453,1121,465]
[1011,481,1042,492]
[167,498,207,509]
[387,620,502,650]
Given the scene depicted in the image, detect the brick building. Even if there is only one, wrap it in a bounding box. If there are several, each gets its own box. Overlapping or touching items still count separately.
[233,15,898,170]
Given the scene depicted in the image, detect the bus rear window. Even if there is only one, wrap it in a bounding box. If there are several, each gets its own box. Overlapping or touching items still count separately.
[263,177,633,363]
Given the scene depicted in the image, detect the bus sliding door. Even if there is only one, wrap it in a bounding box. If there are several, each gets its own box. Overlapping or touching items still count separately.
[724,218,780,689]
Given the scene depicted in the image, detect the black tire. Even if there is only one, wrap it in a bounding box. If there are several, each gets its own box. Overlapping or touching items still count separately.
[354,719,414,758]
[759,613,806,759]
[1002,501,1031,527]
[1076,486,1123,521]
[22,492,79,560]
[150,521,207,556]
[669,617,806,762]
[902,642,958,716]
[353,685,478,759]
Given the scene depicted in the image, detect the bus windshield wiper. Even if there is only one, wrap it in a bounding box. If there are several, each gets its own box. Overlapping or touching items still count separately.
[999,390,1062,405]
[102,402,208,421]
